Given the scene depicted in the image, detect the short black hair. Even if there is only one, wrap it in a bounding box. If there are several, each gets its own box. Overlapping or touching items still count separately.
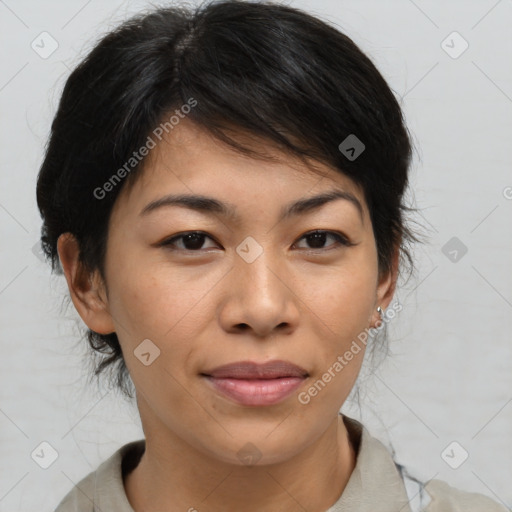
[36,0,423,398]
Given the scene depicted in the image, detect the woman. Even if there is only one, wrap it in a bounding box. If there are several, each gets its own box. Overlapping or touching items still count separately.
[36,1,507,510]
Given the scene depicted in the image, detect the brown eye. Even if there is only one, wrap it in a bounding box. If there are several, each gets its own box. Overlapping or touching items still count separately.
[161,231,218,251]
[295,230,352,250]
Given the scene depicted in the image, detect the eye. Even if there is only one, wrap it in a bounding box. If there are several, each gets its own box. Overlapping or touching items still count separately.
[294,230,353,251]
[160,231,219,251]
[159,229,353,253]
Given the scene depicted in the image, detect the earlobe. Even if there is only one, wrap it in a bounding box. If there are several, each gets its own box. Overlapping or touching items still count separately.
[57,233,116,335]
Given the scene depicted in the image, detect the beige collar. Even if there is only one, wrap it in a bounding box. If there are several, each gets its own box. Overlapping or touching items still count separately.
[326,414,412,511]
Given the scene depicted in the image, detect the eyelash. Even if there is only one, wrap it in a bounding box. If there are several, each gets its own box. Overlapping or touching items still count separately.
[159,230,354,253]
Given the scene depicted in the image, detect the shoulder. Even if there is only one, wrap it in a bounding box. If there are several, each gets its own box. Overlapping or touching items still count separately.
[422,478,509,512]
[339,415,509,512]
[53,467,97,512]
[53,439,145,512]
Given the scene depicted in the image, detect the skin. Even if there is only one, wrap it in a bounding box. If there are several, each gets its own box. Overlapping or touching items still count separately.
[58,118,399,512]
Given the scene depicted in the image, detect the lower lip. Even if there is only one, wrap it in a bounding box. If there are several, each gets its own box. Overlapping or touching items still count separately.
[203,376,305,406]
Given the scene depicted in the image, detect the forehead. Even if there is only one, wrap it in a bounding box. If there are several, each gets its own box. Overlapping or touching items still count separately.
[115,118,368,220]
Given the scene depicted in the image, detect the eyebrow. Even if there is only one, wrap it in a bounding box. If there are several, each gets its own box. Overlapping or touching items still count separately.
[139,188,364,224]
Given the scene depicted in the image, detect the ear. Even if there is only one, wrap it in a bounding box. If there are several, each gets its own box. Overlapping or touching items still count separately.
[371,243,400,328]
[57,233,116,335]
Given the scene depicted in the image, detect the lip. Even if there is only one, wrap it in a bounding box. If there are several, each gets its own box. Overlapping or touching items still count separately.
[202,360,309,379]
[201,360,308,406]
[203,376,306,406]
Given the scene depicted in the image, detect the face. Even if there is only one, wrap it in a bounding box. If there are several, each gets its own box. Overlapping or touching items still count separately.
[70,119,396,465]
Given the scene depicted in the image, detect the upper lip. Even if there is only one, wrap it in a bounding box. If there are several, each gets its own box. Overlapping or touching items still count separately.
[202,360,309,379]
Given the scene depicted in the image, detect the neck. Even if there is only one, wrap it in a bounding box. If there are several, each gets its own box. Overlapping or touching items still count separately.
[125,413,356,512]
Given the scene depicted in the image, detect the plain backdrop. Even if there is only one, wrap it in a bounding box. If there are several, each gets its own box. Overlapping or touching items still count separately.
[0,0,511,510]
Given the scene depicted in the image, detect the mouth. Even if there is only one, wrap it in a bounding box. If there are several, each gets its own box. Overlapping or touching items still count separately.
[202,360,309,379]
[202,376,306,406]
[200,360,309,407]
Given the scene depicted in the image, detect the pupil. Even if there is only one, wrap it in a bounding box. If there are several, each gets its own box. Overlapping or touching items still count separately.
[184,233,204,250]
[308,232,326,248]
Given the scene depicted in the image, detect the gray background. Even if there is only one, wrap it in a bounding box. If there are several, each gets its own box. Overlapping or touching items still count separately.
[0,0,511,510]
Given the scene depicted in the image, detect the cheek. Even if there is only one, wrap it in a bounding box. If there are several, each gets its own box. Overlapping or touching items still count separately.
[295,262,376,393]
[302,262,376,335]
[107,265,214,401]
[106,256,225,350]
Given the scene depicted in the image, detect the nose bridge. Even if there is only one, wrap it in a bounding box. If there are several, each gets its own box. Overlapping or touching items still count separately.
[235,236,284,301]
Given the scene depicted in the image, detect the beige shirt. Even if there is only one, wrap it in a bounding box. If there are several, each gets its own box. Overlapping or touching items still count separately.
[54,414,508,512]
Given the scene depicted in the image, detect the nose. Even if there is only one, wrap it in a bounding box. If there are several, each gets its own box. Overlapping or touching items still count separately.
[218,247,300,339]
